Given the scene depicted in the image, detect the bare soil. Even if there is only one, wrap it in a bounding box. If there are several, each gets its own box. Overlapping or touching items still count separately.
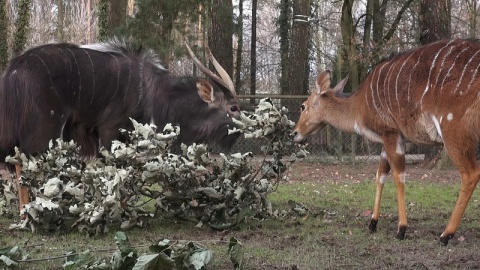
[289,161,461,185]
[2,161,480,269]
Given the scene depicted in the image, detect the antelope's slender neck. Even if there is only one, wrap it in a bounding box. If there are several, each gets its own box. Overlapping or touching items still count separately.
[322,91,364,133]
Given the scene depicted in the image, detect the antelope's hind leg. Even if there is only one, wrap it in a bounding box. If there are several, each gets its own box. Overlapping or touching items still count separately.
[369,150,391,233]
[439,138,480,245]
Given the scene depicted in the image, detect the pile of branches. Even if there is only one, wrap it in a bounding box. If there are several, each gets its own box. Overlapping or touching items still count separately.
[1,99,306,235]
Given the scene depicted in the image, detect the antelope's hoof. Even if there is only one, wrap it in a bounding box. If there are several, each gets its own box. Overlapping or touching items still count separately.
[395,226,407,240]
[369,219,378,232]
[439,233,454,246]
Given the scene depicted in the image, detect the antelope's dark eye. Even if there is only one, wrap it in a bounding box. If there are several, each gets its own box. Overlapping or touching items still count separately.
[300,104,306,112]
[230,105,239,112]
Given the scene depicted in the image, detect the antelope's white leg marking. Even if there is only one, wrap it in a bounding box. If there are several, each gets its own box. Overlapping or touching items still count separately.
[377,171,388,184]
[441,45,471,93]
[396,135,405,155]
[398,172,406,184]
[83,50,96,104]
[31,53,60,100]
[420,40,455,106]
[454,48,480,95]
[66,48,82,105]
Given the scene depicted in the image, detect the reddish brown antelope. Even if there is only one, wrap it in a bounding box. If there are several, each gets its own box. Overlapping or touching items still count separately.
[292,39,480,245]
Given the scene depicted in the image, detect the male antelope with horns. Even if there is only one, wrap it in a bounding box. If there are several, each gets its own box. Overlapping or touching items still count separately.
[293,39,480,245]
[0,40,240,211]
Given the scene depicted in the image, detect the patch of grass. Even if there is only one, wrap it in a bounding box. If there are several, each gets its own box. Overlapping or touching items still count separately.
[3,170,480,269]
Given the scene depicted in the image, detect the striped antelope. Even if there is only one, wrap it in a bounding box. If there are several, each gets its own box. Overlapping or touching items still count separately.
[293,39,480,245]
[0,40,240,210]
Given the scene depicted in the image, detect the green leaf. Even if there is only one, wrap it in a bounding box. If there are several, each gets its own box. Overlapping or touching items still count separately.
[132,253,176,270]
[0,254,18,267]
[228,237,244,270]
[184,249,213,270]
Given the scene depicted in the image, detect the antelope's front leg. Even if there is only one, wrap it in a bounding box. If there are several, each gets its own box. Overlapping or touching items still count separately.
[383,135,408,239]
[16,164,29,211]
[369,151,390,233]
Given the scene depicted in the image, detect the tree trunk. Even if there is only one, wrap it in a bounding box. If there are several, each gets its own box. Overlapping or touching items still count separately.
[419,0,451,44]
[0,0,8,71]
[56,0,64,41]
[13,0,31,54]
[98,0,108,41]
[209,0,233,76]
[234,0,243,93]
[107,0,128,36]
[279,0,290,96]
[250,0,257,103]
[466,0,478,38]
[286,0,310,96]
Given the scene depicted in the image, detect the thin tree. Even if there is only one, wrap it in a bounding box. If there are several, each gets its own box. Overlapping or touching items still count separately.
[0,0,8,70]
[209,0,233,76]
[98,0,108,41]
[56,0,64,41]
[286,0,310,95]
[107,0,128,37]
[278,0,290,96]
[12,0,31,54]
[250,0,257,103]
[234,0,243,93]
[419,0,451,44]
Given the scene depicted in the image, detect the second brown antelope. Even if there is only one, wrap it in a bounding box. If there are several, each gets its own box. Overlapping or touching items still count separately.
[293,39,480,245]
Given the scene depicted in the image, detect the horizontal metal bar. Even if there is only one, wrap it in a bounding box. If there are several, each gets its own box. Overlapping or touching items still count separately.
[238,94,309,100]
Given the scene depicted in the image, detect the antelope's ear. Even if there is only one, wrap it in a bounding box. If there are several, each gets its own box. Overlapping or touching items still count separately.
[196,79,215,103]
[315,70,332,95]
[331,74,349,94]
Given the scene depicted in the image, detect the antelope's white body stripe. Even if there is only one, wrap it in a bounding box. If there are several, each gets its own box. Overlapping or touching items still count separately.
[431,115,444,141]
[31,53,59,100]
[65,48,82,105]
[441,45,471,93]
[454,48,480,95]
[83,50,96,104]
[395,53,415,112]
[407,48,426,102]
[420,40,455,106]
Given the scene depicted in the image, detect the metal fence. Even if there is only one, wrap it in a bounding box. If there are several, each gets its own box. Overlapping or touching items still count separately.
[222,95,431,165]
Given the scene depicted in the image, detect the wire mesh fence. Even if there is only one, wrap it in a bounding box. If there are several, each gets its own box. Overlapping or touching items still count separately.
[223,95,432,165]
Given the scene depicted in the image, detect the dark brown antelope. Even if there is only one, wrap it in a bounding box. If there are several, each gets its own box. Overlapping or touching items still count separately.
[0,40,240,211]
[293,39,480,245]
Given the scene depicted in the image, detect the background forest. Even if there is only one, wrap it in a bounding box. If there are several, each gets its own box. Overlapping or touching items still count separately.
[0,0,475,160]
